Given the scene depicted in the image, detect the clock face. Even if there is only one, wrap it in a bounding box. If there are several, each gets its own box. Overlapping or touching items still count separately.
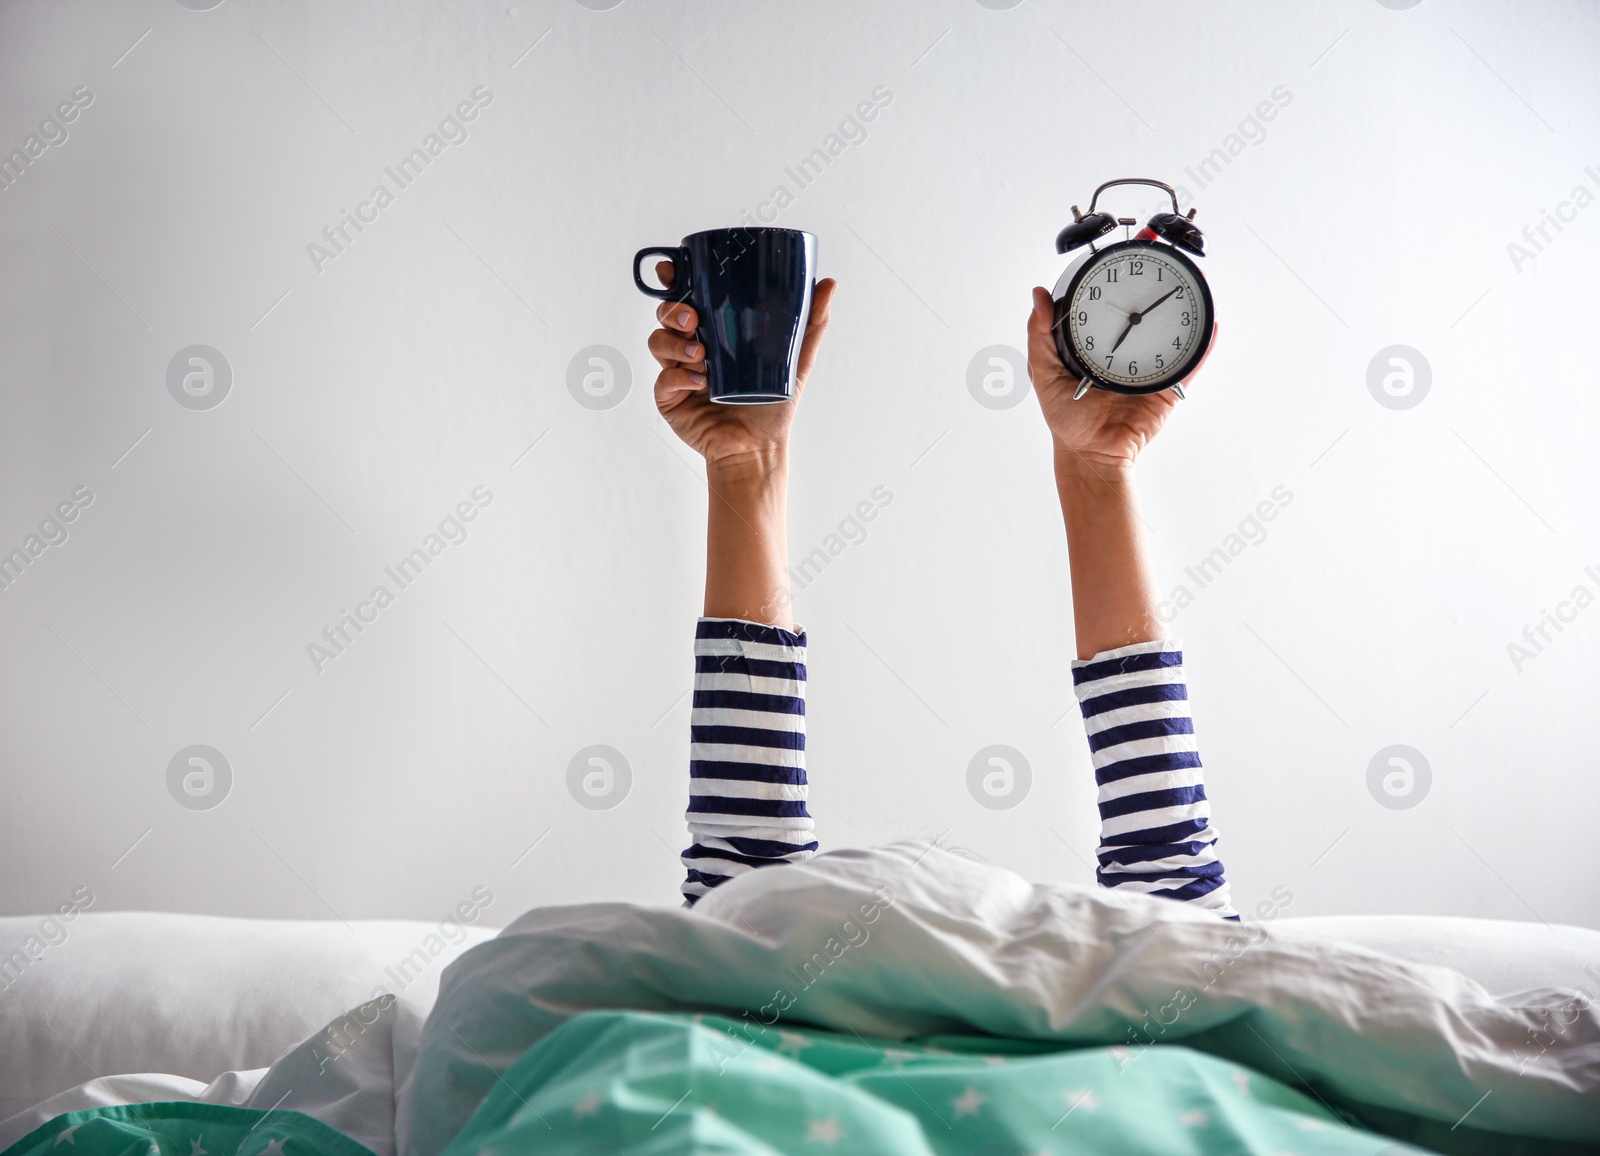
[1060,241,1211,392]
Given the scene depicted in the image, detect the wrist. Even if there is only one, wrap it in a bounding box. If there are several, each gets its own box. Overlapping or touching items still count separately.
[707,445,789,490]
[1054,442,1135,494]
[704,449,792,631]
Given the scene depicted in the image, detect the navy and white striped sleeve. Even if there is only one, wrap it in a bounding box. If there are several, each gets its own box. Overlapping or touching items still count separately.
[681,617,816,905]
[1072,639,1237,918]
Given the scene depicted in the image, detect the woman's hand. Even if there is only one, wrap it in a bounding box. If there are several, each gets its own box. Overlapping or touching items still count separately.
[650,263,837,476]
[1027,284,1220,657]
[1026,286,1217,477]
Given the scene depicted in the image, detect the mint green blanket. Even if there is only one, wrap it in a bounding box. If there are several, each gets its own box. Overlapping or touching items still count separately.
[442,1010,1400,1155]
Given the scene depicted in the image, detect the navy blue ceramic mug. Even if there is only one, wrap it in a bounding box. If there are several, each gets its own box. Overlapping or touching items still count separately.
[633,228,817,405]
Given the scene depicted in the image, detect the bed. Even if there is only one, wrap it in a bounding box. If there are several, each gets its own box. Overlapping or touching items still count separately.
[2,847,1597,1155]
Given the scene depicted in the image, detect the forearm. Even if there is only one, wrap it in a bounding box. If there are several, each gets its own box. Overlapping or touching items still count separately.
[704,450,793,630]
[1055,447,1234,917]
[683,449,813,907]
[1054,443,1165,661]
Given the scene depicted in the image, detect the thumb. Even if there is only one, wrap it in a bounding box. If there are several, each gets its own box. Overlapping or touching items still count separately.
[1026,286,1065,378]
[795,277,836,382]
[1028,286,1055,338]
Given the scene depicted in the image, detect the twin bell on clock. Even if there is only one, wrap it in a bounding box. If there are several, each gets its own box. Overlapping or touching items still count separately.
[1051,177,1214,399]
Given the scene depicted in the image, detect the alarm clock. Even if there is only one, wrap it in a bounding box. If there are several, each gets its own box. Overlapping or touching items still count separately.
[1051,178,1214,399]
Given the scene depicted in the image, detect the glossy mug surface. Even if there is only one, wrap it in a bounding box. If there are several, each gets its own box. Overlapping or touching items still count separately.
[633,228,817,404]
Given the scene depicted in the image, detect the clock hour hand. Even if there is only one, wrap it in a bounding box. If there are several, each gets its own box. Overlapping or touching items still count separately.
[1109,316,1137,354]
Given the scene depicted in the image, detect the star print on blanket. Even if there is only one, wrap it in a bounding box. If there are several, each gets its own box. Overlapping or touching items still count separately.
[0,1102,374,1156]
[436,1010,1394,1155]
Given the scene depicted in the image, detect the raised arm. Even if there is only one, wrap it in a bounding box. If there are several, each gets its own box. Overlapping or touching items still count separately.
[647,269,837,904]
[1026,288,1236,917]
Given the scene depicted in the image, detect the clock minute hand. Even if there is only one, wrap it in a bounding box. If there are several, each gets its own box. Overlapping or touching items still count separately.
[1108,288,1183,356]
[1140,286,1182,315]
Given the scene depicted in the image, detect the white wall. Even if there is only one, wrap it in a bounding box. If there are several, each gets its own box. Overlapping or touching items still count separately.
[2,0,1596,931]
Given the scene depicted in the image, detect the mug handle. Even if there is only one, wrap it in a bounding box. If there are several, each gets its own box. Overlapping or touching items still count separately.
[633,246,691,299]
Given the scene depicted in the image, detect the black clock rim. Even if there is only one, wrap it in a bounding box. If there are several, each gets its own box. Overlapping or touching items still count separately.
[1052,238,1215,396]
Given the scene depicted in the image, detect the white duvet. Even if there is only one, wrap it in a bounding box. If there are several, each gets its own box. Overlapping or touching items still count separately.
[409,843,1600,1154]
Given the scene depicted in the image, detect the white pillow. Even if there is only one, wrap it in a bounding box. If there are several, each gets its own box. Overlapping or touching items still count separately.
[0,911,496,1120]
[0,997,415,1156]
[1276,914,1600,996]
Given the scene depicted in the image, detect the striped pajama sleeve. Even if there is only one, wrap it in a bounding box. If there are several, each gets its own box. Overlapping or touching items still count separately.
[681,617,816,905]
[1072,639,1237,918]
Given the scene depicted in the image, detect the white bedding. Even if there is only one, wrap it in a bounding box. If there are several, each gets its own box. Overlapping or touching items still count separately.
[0,910,496,1154]
[2,861,1596,1155]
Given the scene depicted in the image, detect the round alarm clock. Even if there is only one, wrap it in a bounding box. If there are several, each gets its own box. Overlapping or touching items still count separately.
[1051,178,1213,399]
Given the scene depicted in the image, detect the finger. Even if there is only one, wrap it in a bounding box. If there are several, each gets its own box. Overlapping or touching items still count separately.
[655,260,676,291]
[807,277,836,333]
[794,277,836,383]
[648,328,706,370]
[653,365,707,411]
[656,299,699,333]
[1184,321,1221,385]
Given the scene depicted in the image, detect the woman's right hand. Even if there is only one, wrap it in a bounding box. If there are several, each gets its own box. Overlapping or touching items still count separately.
[1026,285,1217,476]
[649,263,836,475]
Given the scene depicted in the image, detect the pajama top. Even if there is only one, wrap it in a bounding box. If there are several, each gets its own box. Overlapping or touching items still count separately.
[681,618,1235,918]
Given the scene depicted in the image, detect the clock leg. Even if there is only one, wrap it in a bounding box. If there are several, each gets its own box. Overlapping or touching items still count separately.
[1072,380,1091,400]
[1170,382,1186,400]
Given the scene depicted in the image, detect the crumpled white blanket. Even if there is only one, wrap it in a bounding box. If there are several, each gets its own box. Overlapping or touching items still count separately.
[408,843,1600,1156]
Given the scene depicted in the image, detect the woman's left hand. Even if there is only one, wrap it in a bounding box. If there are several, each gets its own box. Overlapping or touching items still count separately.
[650,266,837,475]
